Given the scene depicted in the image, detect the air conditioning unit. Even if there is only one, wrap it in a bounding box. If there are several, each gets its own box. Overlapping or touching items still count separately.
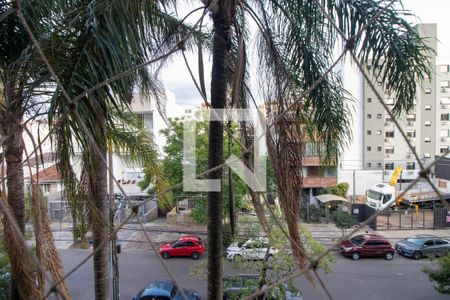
[442,88,450,93]
[442,105,449,109]
[408,137,416,142]
[442,137,449,142]
[407,121,415,126]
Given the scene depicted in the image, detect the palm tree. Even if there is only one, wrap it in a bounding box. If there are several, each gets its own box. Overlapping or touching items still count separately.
[37,1,199,298]
[199,0,432,298]
[0,2,71,298]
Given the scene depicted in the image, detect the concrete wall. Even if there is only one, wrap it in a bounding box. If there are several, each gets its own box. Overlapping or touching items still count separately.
[338,169,383,196]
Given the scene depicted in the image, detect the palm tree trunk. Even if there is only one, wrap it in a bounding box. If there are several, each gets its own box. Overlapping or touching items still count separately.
[4,118,38,300]
[207,3,233,298]
[89,113,110,300]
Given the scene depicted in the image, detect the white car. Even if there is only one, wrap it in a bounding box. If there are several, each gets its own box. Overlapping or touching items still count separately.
[226,237,278,261]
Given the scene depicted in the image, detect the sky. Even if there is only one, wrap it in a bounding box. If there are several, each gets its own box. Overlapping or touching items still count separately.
[161,0,450,108]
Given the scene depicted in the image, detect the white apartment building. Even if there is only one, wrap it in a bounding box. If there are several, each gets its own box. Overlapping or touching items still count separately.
[339,23,450,195]
[361,24,450,191]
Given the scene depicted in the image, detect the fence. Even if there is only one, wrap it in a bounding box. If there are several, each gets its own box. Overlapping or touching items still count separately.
[352,204,450,230]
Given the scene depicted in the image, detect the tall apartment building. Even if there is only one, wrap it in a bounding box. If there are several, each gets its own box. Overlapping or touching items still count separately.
[362,23,450,182]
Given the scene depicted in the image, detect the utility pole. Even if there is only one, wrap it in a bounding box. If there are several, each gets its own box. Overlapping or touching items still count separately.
[352,170,356,205]
[108,146,119,300]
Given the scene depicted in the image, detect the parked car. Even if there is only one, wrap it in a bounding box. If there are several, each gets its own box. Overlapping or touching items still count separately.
[395,234,450,259]
[223,274,302,300]
[340,234,395,260]
[159,235,205,260]
[133,280,201,300]
[225,237,278,261]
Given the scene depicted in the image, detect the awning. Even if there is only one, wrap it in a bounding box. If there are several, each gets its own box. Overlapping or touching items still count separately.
[315,194,349,204]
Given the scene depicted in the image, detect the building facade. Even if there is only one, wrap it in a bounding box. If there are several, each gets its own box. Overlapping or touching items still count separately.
[362,24,450,184]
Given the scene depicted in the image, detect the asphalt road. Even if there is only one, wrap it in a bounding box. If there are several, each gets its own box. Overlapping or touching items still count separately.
[54,249,447,300]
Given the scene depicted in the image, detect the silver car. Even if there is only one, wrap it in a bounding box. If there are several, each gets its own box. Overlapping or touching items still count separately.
[395,234,450,259]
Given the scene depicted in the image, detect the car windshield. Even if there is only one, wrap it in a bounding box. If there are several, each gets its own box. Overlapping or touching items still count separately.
[405,238,425,245]
[351,236,365,245]
[367,190,383,201]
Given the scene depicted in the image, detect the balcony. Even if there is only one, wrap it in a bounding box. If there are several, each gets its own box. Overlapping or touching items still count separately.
[302,156,320,166]
[302,177,337,188]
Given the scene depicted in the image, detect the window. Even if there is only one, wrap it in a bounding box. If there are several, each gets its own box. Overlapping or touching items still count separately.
[377,163,382,168]
[377,130,382,135]
[406,131,416,138]
[367,98,372,103]
[377,147,382,151]
[440,130,449,137]
[367,130,372,135]
[185,241,196,247]
[425,104,432,110]
[367,114,372,119]
[441,114,450,121]
[386,116,393,122]
[385,146,394,154]
[367,163,372,168]
[441,81,449,88]
[440,147,450,154]
[377,114,382,119]
[385,98,395,105]
[406,114,416,122]
[406,162,415,170]
[425,88,432,94]
[441,97,450,104]
[367,146,372,151]
[41,184,51,194]
[425,121,431,126]
[435,239,448,245]
[424,240,435,246]
[385,163,394,170]
[424,137,431,143]
[440,65,450,73]
[385,131,394,138]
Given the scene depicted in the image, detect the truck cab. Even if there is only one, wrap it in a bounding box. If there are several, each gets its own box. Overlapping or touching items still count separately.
[366,183,396,211]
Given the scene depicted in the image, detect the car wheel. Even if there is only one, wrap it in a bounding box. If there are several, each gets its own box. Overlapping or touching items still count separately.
[413,251,422,260]
[161,252,170,259]
[192,252,199,260]
[385,252,394,260]
[233,254,242,262]
[352,252,360,261]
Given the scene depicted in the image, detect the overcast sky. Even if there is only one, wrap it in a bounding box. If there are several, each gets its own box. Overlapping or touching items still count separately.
[161,0,450,107]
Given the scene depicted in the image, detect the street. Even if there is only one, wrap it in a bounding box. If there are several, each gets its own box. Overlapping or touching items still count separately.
[54,249,447,300]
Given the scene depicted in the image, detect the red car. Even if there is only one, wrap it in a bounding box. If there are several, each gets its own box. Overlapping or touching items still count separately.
[340,234,395,260]
[159,235,205,260]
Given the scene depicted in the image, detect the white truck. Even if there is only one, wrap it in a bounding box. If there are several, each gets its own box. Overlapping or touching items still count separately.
[366,183,396,211]
[366,183,450,211]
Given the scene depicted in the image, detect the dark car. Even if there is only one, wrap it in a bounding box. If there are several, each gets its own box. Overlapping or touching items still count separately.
[340,234,395,260]
[159,235,205,260]
[395,234,450,259]
[133,280,201,300]
[223,274,302,300]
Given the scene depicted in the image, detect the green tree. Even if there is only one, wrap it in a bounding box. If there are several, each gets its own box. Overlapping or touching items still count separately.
[331,210,356,237]
[423,253,450,294]
[141,118,248,224]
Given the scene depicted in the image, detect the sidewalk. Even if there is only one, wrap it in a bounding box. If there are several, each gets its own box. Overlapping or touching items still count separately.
[48,218,450,250]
